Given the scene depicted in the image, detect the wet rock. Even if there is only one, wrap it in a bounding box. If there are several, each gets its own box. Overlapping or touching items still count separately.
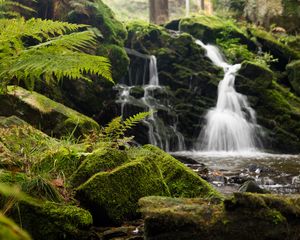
[140,193,300,240]
[287,60,300,96]
[239,180,270,194]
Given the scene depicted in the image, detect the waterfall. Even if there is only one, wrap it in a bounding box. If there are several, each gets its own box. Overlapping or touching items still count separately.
[115,49,186,152]
[186,0,190,16]
[195,40,261,152]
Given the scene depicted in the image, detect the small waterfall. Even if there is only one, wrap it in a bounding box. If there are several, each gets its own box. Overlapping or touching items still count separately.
[115,49,186,152]
[195,40,261,152]
[186,0,190,16]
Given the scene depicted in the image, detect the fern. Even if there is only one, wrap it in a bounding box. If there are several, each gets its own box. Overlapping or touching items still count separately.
[0,0,35,18]
[0,15,113,91]
[85,112,151,149]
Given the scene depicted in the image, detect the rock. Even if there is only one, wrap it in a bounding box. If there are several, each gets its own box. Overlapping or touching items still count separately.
[68,0,127,46]
[179,15,255,47]
[75,155,170,225]
[287,60,300,96]
[13,201,93,240]
[140,145,221,199]
[69,147,129,187]
[0,86,99,137]
[139,193,300,240]
[250,28,300,68]
[0,212,31,240]
[238,180,270,194]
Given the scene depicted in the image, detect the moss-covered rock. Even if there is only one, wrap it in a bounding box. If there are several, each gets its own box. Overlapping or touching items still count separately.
[13,201,93,240]
[96,44,130,82]
[75,155,170,225]
[179,15,253,46]
[140,193,300,240]
[68,0,127,46]
[69,147,129,187]
[287,60,300,96]
[140,145,221,199]
[0,212,31,240]
[250,28,300,68]
[0,86,99,137]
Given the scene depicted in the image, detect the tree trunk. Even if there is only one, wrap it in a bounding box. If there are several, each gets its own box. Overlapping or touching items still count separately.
[149,0,169,24]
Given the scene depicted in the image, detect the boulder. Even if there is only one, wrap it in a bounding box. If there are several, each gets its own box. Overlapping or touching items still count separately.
[0,86,99,137]
[287,60,300,96]
[13,201,93,240]
[69,147,129,187]
[75,156,170,225]
[139,193,300,240]
[140,145,221,199]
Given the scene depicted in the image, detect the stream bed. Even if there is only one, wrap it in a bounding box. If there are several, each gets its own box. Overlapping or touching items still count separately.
[172,151,300,195]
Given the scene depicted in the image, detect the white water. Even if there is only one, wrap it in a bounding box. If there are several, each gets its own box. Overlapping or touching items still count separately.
[186,0,190,16]
[116,49,186,151]
[195,40,261,152]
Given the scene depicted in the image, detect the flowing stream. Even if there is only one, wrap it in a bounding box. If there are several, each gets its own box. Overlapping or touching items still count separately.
[194,40,261,152]
[115,49,186,152]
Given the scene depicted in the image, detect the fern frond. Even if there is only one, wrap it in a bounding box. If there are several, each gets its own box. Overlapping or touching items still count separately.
[30,30,97,52]
[2,47,113,86]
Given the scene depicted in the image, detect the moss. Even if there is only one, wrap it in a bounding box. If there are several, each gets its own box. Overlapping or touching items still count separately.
[32,146,84,178]
[140,145,221,199]
[0,212,31,240]
[179,15,249,44]
[69,147,129,187]
[287,60,300,96]
[0,116,57,158]
[68,0,127,46]
[0,86,99,137]
[13,201,93,240]
[140,194,300,240]
[96,44,129,82]
[75,156,170,225]
[250,28,300,64]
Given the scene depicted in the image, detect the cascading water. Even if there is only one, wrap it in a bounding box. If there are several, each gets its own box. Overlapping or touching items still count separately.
[195,40,261,152]
[115,49,186,152]
[185,0,190,16]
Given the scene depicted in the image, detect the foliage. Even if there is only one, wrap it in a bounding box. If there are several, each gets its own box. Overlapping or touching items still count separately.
[0,0,34,18]
[216,26,278,67]
[84,111,151,148]
[0,17,112,92]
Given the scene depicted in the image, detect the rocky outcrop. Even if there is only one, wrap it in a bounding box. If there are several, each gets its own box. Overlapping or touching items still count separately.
[140,193,300,240]
[0,86,99,137]
[287,60,300,96]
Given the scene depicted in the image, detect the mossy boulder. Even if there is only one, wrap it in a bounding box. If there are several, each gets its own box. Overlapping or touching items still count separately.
[69,147,129,187]
[0,212,31,240]
[250,28,300,68]
[12,201,93,240]
[179,15,253,47]
[140,145,221,199]
[75,155,170,225]
[140,193,300,240]
[287,60,300,96]
[0,86,99,137]
[68,0,127,46]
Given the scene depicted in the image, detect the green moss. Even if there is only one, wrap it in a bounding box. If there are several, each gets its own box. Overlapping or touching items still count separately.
[287,60,300,96]
[32,146,84,178]
[0,212,31,240]
[250,28,300,60]
[13,201,93,240]
[75,156,170,224]
[69,147,129,187]
[0,86,99,137]
[140,145,221,199]
[96,44,129,82]
[68,0,127,46]
[179,15,248,44]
